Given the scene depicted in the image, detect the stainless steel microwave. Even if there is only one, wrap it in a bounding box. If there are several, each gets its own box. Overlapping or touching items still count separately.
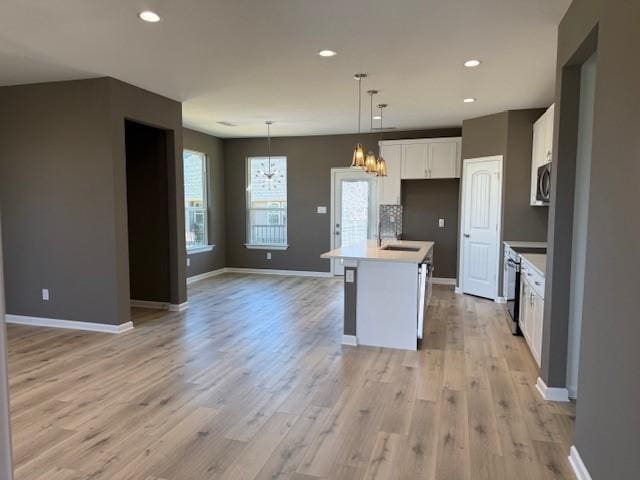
[536,162,552,203]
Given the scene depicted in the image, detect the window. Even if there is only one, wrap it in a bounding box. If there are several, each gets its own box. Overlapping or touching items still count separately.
[183,150,210,251]
[246,156,287,248]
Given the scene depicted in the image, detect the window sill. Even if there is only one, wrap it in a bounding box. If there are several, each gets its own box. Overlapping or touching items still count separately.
[187,245,215,255]
[244,243,289,251]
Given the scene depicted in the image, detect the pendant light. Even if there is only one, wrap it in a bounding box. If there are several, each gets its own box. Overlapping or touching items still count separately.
[376,104,388,177]
[351,73,367,168]
[254,121,282,190]
[364,89,379,174]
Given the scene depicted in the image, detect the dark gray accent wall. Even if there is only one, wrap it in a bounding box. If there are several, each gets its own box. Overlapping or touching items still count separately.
[0,79,118,324]
[0,77,185,325]
[183,128,226,277]
[402,179,459,279]
[458,110,549,292]
[343,267,357,336]
[224,128,461,272]
[0,215,14,480]
[544,1,640,478]
[125,121,171,302]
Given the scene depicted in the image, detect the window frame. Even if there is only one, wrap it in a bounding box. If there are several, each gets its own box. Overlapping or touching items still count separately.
[245,156,289,250]
[183,149,212,254]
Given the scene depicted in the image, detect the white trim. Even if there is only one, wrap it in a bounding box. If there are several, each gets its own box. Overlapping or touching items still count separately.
[168,302,189,312]
[5,315,133,334]
[378,136,462,147]
[458,155,504,300]
[225,267,333,278]
[432,277,456,286]
[568,446,592,480]
[244,244,289,251]
[535,377,570,402]
[454,286,463,294]
[342,335,358,346]
[495,296,507,304]
[187,268,227,284]
[187,245,215,254]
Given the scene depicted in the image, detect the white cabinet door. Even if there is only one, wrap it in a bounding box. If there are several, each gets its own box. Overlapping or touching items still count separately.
[378,144,402,205]
[427,141,459,178]
[544,104,555,164]
[531,290,544,367]
[519,279,531,344]
[401,144,428,179]
[531,105,554,206]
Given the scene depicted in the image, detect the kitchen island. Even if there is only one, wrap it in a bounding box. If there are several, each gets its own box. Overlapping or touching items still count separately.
[321,240,434,350]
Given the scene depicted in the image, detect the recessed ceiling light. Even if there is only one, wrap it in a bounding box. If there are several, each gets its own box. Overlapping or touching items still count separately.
[139,10,161,23]
[464,59,481,68]
[318,50,337,57]
[373,115,382,120]
[463,97,476,103]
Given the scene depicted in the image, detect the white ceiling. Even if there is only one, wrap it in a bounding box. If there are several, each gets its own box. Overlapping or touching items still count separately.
[0,0,570,138]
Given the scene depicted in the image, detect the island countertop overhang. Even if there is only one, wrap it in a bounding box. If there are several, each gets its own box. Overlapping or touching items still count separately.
[321,240,434,264]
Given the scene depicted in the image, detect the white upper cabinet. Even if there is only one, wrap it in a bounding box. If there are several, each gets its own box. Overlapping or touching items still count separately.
[427,140,460,179]
[401,144,428,179]
[377,137,461,206]
[531,104,554,206]
[378,144,402,205]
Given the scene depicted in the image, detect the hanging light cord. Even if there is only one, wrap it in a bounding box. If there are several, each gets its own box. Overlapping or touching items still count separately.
[357,77,362,134]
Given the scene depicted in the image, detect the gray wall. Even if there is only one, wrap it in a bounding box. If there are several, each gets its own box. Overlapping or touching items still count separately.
[402,179,459,279]
[544,0,640,477]
[224,128,461,272]
[458,110,549,292]
[0,215,14,480]
[0,77,185,325]
[183,128,226,277]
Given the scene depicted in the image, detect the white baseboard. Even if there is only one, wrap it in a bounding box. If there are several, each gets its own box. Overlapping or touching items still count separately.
[187,268,227,285]
[5,314,133,334]
[569,446,592,480]
[131,300,189,312]
[226,267,333,278]
[454,286,462,294]
[432,277,456,286]
[495,296,507,304]
[168,302,189,312]
[342,335,358,346]
[536,377,570,402]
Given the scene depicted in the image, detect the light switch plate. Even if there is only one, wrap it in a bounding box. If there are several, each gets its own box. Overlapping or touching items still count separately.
[42,289,50,301]
[438,218,445,228]
[317,206,327,214]
[345,270,355,283]
[266,252,272,260]
[186,258,191,267]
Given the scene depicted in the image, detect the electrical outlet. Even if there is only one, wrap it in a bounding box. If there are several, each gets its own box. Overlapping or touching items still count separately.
[345,270,355,283]
[317,206,327,214]
[438,218,445,228]
[267,252,272,260]
[42,289,50,301]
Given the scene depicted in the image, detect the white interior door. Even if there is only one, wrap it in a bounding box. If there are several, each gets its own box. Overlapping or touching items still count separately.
[331,169,377,275]
[0,214,14,480]
[461,157,502,299]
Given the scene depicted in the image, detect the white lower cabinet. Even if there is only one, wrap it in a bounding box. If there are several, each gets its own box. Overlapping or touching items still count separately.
[519,264,544,367]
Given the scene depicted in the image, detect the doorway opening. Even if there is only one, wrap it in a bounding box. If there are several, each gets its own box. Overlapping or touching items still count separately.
[330,168,378,276]
[566,52,597,400]
[459,156,503,300]
[125,120,172,305]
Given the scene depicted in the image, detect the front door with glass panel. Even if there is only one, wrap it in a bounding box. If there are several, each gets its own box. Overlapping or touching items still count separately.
[331,169,378,275]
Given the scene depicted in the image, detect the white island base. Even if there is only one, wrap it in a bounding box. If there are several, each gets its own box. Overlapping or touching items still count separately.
[321,240,434,351]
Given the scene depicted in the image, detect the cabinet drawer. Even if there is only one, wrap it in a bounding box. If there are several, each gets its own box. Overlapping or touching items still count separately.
[521,264,545,299]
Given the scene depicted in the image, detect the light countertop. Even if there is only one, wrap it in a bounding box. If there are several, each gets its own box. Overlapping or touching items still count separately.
[321,240,434,264]
[520,253,546,276]
[504,240,547,250]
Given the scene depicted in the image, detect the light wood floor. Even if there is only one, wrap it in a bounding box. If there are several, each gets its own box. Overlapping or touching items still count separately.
[7,274,576,480]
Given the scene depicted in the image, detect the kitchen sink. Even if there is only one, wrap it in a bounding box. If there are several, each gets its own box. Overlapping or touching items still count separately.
[381,245,420,252]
